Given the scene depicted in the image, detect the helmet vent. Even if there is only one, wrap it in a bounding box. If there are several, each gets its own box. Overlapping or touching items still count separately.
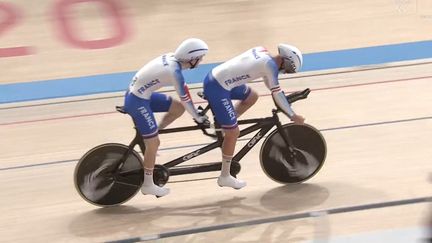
[188,48,208,54]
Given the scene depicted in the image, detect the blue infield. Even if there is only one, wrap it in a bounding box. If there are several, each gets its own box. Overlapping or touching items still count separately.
[1,40,432,104]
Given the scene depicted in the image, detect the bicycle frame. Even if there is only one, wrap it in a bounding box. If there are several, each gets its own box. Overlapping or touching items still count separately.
[122,108,287,177]
[117,88,310,177]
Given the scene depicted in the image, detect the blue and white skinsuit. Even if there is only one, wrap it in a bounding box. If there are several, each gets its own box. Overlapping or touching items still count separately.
[203,46,295,129]
[124,53,200,138]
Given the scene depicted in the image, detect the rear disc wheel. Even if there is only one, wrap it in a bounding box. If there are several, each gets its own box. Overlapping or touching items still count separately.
[74,143,143,207]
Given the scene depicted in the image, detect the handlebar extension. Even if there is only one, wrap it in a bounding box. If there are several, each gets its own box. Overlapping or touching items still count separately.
[286,88,311,104]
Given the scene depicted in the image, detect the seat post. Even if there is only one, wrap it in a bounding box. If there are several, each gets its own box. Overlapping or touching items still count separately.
[128,120,146,154]
[118,105,146,154]
[135,127,146,154]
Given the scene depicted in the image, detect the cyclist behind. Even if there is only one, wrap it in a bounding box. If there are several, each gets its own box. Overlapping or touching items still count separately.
[124,38,209,197]
[203,44,305,189]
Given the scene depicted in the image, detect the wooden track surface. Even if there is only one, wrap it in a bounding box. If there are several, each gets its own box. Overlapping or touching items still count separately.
[1,61,431,242]
[1,0,431,242]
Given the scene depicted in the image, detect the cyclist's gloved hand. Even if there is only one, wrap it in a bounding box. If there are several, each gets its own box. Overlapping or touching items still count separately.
[290,114,305,125]
[194,115,210,127]
[197,106,205,116]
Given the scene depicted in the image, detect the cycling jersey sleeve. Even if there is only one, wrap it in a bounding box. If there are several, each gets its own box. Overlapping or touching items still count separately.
[172,69,201,120]
[263,59,295,117]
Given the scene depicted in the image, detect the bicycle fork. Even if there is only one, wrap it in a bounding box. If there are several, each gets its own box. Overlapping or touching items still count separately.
[273,110,297,160]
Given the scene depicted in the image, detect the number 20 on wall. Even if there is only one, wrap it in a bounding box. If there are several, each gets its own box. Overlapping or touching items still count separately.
[0,0,131,58]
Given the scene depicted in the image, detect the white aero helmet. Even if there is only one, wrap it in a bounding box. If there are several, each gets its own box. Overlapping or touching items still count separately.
[278,44,303,73]
[174,38,209,62]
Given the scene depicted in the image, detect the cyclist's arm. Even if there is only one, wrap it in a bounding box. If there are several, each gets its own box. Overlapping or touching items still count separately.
[172,69,201,120]
[263,60,296,118]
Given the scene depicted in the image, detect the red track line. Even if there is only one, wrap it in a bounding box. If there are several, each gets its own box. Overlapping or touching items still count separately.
[0,111,115,126]
[261,75,432,98]
[1,75,431,126]
[312,75,432,91]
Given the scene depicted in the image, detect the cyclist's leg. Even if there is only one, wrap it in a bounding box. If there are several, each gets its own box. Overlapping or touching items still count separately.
[203,74,246,189]
[150,92,184,129]
[231,85,258,118]
[141,135,169,196]
[124,92,170,197]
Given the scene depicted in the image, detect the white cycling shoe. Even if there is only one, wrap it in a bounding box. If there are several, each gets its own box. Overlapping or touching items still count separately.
[217,175,247,189]
[141,184,170,197]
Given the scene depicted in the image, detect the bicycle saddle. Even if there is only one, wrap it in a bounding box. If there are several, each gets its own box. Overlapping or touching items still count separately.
[115,106,127,114]
[197,91,207,100]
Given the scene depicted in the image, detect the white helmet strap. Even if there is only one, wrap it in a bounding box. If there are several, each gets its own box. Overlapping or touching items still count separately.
[283,57,297,73]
